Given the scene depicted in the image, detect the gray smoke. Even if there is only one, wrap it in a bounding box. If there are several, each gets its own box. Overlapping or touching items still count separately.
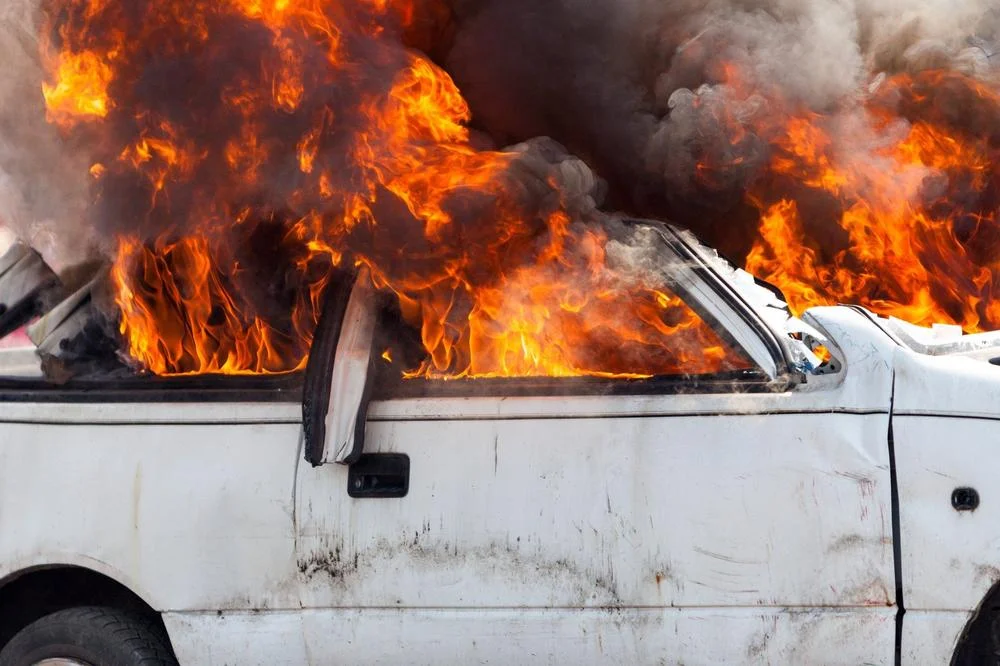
[0,0,998,267]
[0,0,92,271]
[444,0,1000,254]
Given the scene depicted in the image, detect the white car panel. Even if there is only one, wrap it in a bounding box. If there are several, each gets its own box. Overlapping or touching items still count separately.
[901,611,971,666]
[0,411,301,613]
[291,307,897,662]
[893,348,1000,613]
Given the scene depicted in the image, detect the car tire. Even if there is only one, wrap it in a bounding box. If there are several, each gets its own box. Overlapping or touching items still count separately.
[0,606,179,666]
[951,601,1000,666]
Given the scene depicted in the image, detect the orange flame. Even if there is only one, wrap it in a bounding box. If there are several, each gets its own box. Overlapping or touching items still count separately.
[112,234,326,375]
[41,0,748,379]
[44,0,1000,380]
[42,50,113,124]
[385,213,742,379]
[745,71,1000,332]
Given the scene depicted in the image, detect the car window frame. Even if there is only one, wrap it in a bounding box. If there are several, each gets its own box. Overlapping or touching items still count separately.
[369,220,799,401]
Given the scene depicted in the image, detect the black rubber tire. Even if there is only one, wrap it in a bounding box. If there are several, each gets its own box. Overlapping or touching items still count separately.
[0,606,179,666]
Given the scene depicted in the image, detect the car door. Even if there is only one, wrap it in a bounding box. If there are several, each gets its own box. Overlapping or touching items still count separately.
[889,342,1000,665]
[294,254,897,665]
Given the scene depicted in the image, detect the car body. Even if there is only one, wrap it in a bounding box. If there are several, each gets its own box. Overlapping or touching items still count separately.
[0,221,996,664]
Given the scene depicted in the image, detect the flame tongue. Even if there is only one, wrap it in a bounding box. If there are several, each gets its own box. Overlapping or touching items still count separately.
[112,223,331,375]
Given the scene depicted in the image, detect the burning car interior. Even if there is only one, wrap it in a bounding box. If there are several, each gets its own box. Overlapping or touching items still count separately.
[0,218,790,401]
[0,0,997,401]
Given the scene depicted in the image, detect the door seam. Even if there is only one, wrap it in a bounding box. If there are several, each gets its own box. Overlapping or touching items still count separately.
[888,370,905,666]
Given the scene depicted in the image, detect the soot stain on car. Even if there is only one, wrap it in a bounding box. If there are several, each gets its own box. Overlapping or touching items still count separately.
[297,535,625,607]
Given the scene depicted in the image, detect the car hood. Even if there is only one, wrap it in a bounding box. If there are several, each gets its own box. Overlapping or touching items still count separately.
[872,314,1000,365]
[831,307,1000,419]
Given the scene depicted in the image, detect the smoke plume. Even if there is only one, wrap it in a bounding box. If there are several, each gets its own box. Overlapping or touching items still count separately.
[0,0,91,269]
[2,0,994,264]
[444,0,1000,256]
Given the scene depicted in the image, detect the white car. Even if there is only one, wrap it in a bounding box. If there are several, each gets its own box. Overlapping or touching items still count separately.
[0,221,995,665]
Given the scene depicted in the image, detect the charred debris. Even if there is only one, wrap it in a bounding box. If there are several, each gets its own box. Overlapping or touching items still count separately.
[0,241,128,382]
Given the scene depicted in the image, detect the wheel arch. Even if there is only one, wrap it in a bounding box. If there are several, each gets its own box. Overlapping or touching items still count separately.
[0,562,173,655]
[951,578,1000,665]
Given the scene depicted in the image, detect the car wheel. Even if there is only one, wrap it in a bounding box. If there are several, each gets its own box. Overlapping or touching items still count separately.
[0,606,178,666]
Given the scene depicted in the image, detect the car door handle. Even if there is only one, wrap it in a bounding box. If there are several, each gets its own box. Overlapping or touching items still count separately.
[347,453,410,498]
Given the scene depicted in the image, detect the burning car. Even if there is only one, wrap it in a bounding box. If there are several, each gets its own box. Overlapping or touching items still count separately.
[2,0,1000,663]
[0,221,993,665]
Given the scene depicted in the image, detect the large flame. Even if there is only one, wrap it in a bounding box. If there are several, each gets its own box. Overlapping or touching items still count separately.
[40,0,745,378]
[744,70,1000,332]
[40,1,1000,380]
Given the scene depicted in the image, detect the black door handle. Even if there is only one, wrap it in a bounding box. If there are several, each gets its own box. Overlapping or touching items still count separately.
[348,453,410,498]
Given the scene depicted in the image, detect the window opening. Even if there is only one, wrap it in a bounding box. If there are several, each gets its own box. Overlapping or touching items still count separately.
[371,275,765,399]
